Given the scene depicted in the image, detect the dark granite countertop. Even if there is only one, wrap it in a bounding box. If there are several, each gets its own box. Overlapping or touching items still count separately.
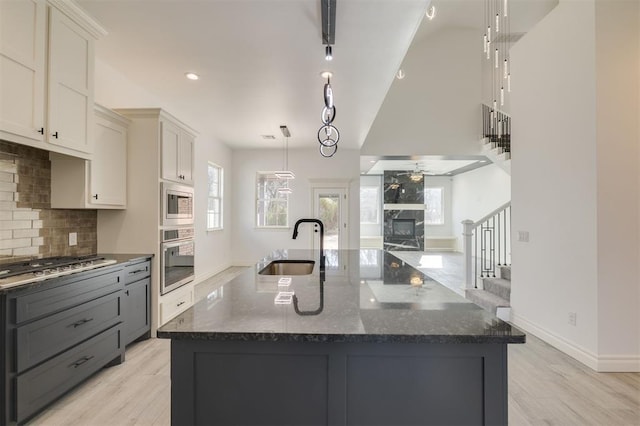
[157,249,525,344]
[0,253,152,294]
[98,253,153,265]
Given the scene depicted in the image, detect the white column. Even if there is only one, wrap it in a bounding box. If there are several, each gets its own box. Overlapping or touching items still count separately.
[462,220,475,289]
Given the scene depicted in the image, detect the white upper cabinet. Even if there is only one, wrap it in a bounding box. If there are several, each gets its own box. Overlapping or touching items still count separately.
[89,106,128,207]
[161,118,195,185]
[50,105,129,209]
[0,0,46,142]
[47,7,94,154]
[0,0,105,159]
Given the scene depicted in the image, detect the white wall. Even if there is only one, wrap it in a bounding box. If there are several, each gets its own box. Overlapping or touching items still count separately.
[451,164,511,251]
[510,0,640,371]
[594,0,640,365]
[361,28,482,156]
[231,148,360,265]
[94,57,234,280]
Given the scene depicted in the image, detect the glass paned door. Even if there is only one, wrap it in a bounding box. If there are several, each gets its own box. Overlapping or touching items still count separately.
[313,188,347,251]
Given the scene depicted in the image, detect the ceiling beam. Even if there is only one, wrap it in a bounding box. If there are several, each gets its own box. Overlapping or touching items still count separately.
[321,0,336,45]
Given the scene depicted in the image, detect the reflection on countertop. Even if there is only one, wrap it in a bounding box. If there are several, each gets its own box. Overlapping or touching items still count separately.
[158,249,525,344]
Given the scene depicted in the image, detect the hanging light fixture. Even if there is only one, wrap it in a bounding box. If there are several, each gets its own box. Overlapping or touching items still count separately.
[484,0,511,110]
[317,75,339,157]
[275,125,295,181]
[325,45,333,61]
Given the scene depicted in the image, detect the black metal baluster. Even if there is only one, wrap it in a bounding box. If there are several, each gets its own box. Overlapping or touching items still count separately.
[474,226,478,288]
[497,212,501,266]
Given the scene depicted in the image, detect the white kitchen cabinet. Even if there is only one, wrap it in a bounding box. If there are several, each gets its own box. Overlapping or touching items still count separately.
[0,0,105,159]
[50,105,129,209]
[161,118,195,185]
[0,0,46,143]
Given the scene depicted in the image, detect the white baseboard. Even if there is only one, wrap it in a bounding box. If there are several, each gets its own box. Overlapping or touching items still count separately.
[512,313,640,372]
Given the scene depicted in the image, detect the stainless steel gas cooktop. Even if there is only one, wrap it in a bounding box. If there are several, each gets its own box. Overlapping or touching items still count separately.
[0,255,117,290]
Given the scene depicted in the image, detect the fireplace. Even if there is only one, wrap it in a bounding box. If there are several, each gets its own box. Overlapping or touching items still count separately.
[391,219,415,237]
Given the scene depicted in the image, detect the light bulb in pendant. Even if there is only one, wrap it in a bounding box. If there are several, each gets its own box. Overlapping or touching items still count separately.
[507,74,511,92]
[493,99,497,110]
[503,59,508,78]
[500,87,505,106]
[495,49,499,68]
[487,41,491,59]
[483,34,487,53]
[496,14,500,32]
[504,0,508,16]
[487,26,491,42]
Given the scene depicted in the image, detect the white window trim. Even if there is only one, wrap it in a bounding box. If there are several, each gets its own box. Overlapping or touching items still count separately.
[207,162,223,231]
[256,171,290,229]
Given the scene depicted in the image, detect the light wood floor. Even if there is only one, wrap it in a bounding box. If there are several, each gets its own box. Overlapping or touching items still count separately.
[26,264,640,425]
[27,333,640,426]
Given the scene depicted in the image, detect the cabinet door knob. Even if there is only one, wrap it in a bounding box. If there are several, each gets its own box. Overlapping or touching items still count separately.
[37,127,44,134]
[93,194,98,200]
[52,131,59,139]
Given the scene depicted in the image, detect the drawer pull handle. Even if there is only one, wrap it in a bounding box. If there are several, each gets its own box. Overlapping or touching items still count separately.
[129,268,147,274]
[37,127,44,134]
[177,301,185,307]
[70,318,94,328]
[69,355,94,368]
[52,131,59,139]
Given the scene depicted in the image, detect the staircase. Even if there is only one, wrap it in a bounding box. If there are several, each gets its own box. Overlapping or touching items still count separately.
[481,104,511,175]
[466,265,511,321]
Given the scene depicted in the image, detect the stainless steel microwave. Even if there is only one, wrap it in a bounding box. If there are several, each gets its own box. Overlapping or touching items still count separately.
[162,182,194,226]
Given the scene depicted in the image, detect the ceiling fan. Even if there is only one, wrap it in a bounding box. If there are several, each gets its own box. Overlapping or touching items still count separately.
[397,163,434,182]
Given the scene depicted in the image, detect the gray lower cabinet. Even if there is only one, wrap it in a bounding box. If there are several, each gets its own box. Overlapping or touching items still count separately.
[1,265,126,425]
[123,258,151,346]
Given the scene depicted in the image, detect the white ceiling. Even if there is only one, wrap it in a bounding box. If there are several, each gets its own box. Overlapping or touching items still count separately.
[78,0,430,150]
[77,0,557,172]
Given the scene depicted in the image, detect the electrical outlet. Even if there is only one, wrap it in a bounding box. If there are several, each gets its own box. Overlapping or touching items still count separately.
[568,312,577,326]
[69,232,77,246]
[518,231,530,242]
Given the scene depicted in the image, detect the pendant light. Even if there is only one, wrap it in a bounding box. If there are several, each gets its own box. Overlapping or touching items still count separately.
[275,125,294,179]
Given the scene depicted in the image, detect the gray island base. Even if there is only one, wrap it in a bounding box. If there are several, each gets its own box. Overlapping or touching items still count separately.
[158,249,525,426]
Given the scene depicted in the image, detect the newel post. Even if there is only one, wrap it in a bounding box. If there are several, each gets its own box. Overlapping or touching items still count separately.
[462,220,475,289]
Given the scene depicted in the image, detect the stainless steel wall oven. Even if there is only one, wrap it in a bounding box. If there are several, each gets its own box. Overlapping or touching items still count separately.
[161,227,195,295]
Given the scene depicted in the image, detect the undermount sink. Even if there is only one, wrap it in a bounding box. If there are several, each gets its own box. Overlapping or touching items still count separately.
[259,260,315,276]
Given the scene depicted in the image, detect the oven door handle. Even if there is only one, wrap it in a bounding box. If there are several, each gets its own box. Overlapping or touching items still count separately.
[162,240,193,250]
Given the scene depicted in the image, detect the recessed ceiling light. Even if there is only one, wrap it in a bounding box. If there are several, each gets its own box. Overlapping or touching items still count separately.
[261,135,276,140]
[320,71,333,79]
[369,160,376,163]
[185,72,199,80]
[479,160,487,163]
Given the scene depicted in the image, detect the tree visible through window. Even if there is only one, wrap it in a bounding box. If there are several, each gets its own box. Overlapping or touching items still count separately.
[360,186,380,224]
[207,162,223,230]
[256,172,289,227]
[424,187,444,225]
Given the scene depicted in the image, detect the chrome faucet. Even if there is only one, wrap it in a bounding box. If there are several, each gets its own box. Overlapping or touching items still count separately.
[292,218,325,269]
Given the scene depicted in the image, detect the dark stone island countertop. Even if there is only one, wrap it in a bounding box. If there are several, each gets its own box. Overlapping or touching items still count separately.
[157,249,525,344]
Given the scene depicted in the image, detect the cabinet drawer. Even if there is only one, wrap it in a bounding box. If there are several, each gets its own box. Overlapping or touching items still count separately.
[15,325,122,424]
[13,267,122,325]
[159,285,193,325]
[124,259,151,284]
[16,291,121,373]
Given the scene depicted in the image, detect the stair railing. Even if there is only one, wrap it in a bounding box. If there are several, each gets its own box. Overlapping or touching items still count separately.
[462,202,511,289]
[482,104,511,154]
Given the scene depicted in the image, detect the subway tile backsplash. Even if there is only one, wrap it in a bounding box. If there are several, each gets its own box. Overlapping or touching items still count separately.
[0,141,97,264]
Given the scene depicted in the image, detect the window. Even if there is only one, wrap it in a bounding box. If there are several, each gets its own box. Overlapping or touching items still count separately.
[424,187,444,225]
[360,186,380,224]
[256,172,289,228]
[207,162,223,230]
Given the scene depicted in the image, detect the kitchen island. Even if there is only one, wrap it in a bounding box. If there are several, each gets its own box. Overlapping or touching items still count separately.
[158,249,525,426]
